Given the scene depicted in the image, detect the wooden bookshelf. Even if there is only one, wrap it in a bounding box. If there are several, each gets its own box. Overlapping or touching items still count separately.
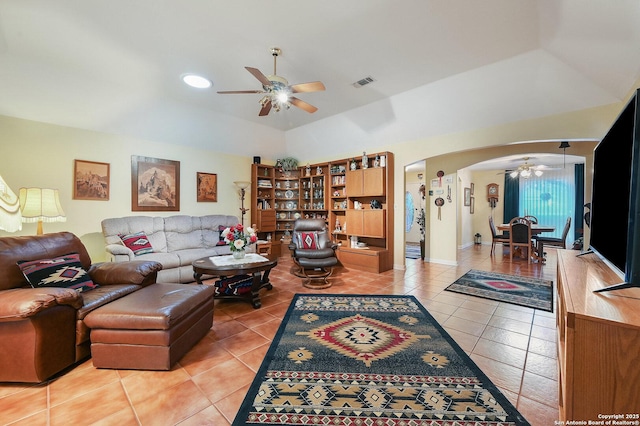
[250,152,394,273]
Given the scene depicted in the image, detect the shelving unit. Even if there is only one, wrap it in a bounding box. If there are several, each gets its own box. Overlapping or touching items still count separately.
[250,164,278,256]
[329,162,348,246]
[556,250,640,421]
[250,151,393,272]
[332,152,393,273]
[273,170,301,246]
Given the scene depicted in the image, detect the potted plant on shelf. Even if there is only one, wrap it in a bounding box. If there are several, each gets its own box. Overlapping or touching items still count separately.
[277,157,299,177]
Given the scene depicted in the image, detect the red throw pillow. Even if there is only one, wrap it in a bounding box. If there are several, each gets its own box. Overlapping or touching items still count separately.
[296,231,318,249]
[216,225,227,246]
[119,232,154,255]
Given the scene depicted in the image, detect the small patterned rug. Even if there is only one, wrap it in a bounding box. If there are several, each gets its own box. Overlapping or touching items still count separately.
[405,243,421,259]
[446,270,554,312]
[233,294,530,425]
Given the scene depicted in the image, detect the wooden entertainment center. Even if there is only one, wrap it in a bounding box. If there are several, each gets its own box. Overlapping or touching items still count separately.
[556,250,640,421]
[250,152,394,273]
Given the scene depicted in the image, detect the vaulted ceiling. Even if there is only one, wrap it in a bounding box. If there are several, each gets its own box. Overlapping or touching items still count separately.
[0,1,638,155]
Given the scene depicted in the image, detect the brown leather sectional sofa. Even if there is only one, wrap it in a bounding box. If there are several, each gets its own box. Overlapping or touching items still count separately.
[0,232,163,383]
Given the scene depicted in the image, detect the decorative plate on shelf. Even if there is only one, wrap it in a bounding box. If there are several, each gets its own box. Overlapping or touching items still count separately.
[286,201,294,209]
[294,212,301,219]
[275,191,282,198]
[285,190,294,199]
[279,212,287,219]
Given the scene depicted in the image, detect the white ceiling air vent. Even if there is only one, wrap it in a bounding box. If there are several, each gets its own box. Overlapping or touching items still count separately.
[352,76,376,88]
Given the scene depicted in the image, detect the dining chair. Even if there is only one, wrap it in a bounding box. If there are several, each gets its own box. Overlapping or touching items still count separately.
[509,216,533,263]
[536,216,571,255]
[489,216,510,255]
[524,215,538,224]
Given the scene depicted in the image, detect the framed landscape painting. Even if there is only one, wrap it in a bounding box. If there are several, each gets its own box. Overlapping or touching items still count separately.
[73,159,110,200]
[131,155,180,211]
[197,172,217,202]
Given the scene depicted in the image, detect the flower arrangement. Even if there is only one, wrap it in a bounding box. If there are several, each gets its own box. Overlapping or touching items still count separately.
[222,224,257,252]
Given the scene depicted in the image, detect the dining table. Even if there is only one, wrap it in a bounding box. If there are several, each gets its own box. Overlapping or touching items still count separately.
[497,223,556,262]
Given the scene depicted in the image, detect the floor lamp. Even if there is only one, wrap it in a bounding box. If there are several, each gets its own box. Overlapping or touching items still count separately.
[234,181,251,227]
[19,188,67,235]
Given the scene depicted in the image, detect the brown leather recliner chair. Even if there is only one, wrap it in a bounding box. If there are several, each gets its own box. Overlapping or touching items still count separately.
[0,232,162,383]
[288,219,339,289]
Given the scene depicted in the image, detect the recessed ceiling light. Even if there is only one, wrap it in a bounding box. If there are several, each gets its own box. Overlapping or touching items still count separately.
[182,74,212,89]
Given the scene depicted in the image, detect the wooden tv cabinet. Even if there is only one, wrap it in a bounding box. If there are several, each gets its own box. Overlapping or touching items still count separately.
[556,250,640,421]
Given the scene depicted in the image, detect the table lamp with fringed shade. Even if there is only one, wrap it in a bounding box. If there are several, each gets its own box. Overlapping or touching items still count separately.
[0,175,22,232]
[19,188,66,235]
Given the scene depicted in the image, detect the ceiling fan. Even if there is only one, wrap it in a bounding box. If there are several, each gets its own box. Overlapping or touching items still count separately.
[500,157,560,178]
[217,47,325,117]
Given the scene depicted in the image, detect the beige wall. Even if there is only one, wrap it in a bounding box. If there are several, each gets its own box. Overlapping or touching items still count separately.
[0,115,254,261]
[0,94,624,267]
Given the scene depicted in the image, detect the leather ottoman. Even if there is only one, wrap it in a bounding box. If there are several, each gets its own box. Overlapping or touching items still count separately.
[85,283,215,370]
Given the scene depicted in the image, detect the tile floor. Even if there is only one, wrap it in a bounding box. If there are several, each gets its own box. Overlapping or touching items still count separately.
[0,244,559,425]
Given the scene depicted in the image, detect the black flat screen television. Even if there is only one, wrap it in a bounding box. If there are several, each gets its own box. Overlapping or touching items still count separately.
[588,88,640,292]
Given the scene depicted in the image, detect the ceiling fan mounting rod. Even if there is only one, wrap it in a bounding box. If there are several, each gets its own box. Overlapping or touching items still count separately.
[271,47,281,75]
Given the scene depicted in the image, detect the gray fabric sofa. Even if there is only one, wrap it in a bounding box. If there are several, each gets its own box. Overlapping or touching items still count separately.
[102,215,239,283]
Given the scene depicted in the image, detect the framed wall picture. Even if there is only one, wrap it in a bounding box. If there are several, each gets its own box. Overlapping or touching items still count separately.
[470,183,474,195]
[131,155,180,211]
[470,196,475,214]
[73,159,110,200]
[197,172,217,202]
[464,187,471,206]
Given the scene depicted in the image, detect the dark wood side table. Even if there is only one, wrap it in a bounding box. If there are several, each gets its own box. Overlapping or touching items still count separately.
[192,254,277,308]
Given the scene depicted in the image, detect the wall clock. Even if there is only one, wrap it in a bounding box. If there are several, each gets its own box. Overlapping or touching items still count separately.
[487,183,499,201]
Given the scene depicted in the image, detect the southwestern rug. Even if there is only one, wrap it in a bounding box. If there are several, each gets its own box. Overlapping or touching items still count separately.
[233,294,530,425]
[445,270,554,313]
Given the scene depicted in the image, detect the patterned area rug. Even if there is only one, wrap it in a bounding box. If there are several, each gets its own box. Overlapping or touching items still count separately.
[233,294,530,425]
[446,270,553,312]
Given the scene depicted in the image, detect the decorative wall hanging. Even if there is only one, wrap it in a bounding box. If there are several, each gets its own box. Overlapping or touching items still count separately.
[197,172,217,202]
[131,155,180,211]
[435,197,445,220]
[73,159,110,200]
[464,188,471,206]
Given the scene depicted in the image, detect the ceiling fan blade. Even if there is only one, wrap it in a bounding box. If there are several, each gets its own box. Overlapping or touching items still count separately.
[290,97,318,113]
[245,67,272,87]
[217,90,265,94]
[258,100,272,116]
[290,81,326,93]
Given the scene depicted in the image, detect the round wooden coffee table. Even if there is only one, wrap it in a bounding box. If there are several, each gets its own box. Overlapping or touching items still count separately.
[192,254,277,308]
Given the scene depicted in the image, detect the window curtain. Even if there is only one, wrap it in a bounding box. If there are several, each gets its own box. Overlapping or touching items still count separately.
[518,166,576,247]
[503,174,519,223]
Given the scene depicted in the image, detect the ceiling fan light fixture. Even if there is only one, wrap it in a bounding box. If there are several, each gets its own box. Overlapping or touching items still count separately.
[181,74,212,89]
[534,170,543,177]
[276,91,289,103]
[510,171,519,178]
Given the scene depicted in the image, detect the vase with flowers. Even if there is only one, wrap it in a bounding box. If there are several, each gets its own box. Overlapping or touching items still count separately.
[221,224,257,259]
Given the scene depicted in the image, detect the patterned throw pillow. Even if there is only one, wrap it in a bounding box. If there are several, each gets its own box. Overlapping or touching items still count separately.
[18,253,99,293]
[216,225,227,246]
[214,274,253,296]
[295,231,318,249]
[119,231,154,255]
